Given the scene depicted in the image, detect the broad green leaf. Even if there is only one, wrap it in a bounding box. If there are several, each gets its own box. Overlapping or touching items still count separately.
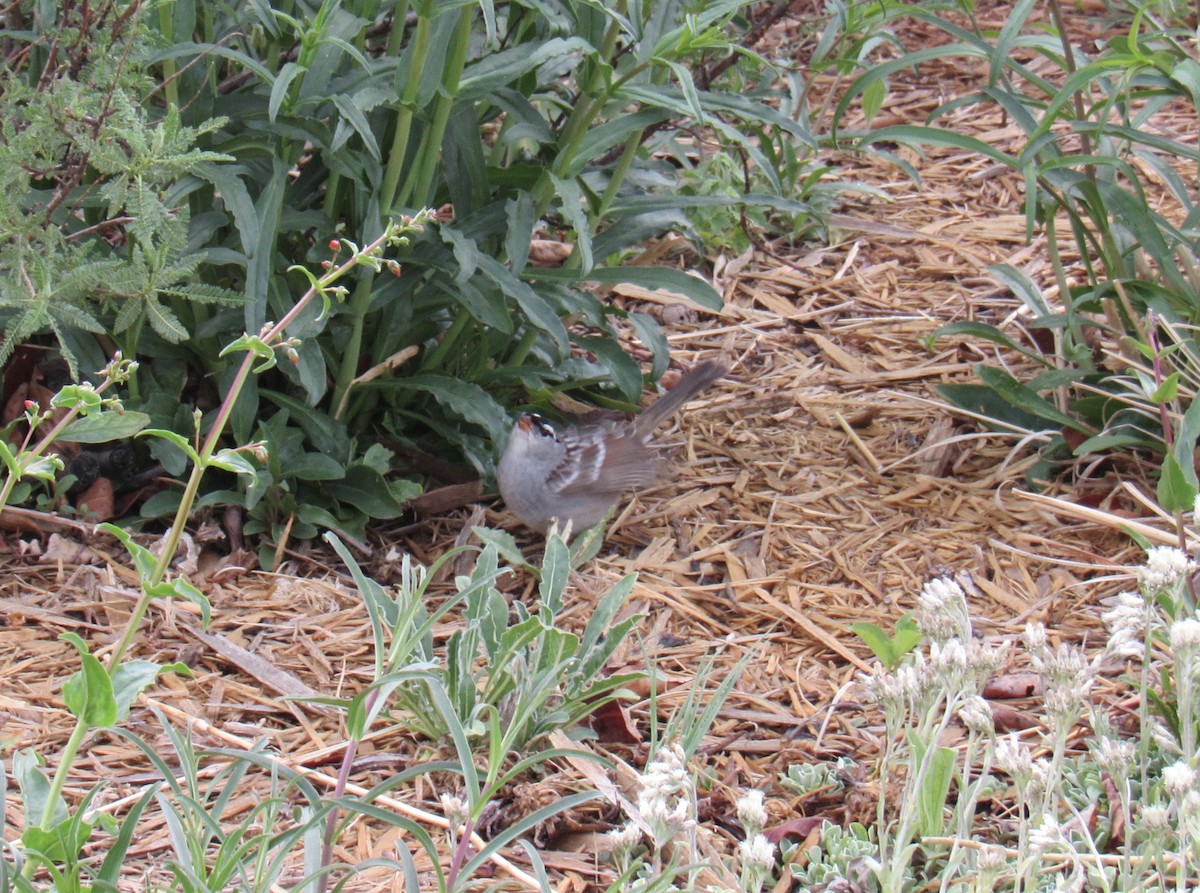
[60,410,151,444]
[472,526,535,574]
[396,373,511,442]
[987,263,1052,318]
[11,749,64,832]
[539,535,570,615]
[1158,452,1197,514]
[22,814,94,863]
[112,660,190,722]
[915,740,956,838]
[861,77,886,125]
[61,632,118,728]
[476,256,569,353]
[323,464,407,518]
[287,452,347,480]
[550,173,591,272]
[974,365,1091,433]
[1150,372,1182,404]
[98,523,159,579]
[207,448,257,476]
[458,36,595,100]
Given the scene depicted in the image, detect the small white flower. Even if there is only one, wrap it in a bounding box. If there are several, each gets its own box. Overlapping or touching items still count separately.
[1028,758,1054,805]
[1044,683,1084,733]
[994,734,1033,784]
[1093,737,1135,777]
[916,577,972,642]
[959,696,994,736]
[737,790,768,830]
[1102,590,1146,638]
[1024,622,1047,662]
[1170,618,1200,652]
[637,744,695,847]
[1140,804,1171,831]
[1182,790,1200,821]
[606,821,642,867]
[1153,721,1184,756]
[1028,815,1063,853]
[976,843,1007,873]
[1107,628,1147,660]
[439,793,468,826]
[1162,761,1197,798]
[739,833,775,870]
[1137,547,1195,593]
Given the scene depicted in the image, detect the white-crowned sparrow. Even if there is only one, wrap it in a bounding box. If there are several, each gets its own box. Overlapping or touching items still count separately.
[496,360,727,533]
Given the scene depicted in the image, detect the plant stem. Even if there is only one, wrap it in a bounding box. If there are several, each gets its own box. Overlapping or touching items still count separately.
[398,6,473,209]
[379,8,431,209]
[107,227,402,670]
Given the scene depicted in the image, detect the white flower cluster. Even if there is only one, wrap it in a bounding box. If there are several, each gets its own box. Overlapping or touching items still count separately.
[1136,546,1195,594]
[736,790,775,893]
[1024,622,1096,735]
[916,577,974,643]
[1102,590,1151,659]
[637,744,696,848]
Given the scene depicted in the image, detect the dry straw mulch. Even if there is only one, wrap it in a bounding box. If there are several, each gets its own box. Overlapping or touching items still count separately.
[0,6,1169,890]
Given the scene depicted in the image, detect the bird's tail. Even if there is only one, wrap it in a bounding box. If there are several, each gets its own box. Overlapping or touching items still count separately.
[635,359,728,434]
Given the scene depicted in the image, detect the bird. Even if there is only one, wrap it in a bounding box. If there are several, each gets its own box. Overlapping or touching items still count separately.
[496,360,727,533]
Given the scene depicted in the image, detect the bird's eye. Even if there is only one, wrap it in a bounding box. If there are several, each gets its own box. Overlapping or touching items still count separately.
[529,414,557,439]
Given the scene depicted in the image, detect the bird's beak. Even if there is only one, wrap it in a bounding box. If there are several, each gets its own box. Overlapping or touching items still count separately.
[516,414,534,432]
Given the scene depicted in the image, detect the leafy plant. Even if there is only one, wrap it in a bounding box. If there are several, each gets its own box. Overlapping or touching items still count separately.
[135,0,828,534]
[0,2,240,379]
[834,0,1200,503]
[852,614,923,670]
[317,531,613,892]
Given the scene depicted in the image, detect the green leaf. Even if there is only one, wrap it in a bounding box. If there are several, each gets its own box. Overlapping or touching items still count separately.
[98,522,159,579]
[207,448,257,476]
[539,535,570,615]
[476,256,569,353]
[269,61,306,121]
[60,411,151,444]
[112,660,190,721]
[932,320,1050,365]
[396,373,511,443]
[915,740,956,838]
[11,749,65,832]
[861,76,886,125]
[332,93,380,161]
[1072,432,1151,455]
[538,265,722,311]
[287,452,347,481]
[472,526,536,574]
[22,813,95,863]
[145,298,190,343]
[323,464,407,518]
[138,427,200,463]
[1158,452,1197,515]
[61,632,118,728]
[549,173,591,272]
[974,365,1090,433]
[1150,371,1182,404]
[851,616,922,669]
